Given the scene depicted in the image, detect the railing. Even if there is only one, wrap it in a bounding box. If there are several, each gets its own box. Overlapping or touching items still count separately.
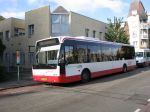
[140,34,149,39]
[140,23,149,29]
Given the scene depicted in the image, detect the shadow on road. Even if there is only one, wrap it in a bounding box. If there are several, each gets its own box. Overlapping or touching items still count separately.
[49,66,150,87]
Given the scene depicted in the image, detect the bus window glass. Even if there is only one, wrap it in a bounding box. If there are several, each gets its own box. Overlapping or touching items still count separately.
[65,46,74,64]
[102,44,112,61]
[77,45,87,63]
[47,50,58,64]
[136,52,143,58]
[112,45,119,61]
[37,50,58,65]
[88,45,100,62]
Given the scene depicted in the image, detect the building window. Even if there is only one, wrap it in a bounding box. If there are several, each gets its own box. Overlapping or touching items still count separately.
[85,28,89,37]
[52,14,69,36]
[0,32,3,40]
[133,41,137,46]
[14,28,25,37]
[93,30,96,38]
[99,32,102,39]
[5,53,10,65]
[28,52,35,65]
[20,53,25,65]
[12,53,16,65]
[28,24,34,37]
[5,30,10,41]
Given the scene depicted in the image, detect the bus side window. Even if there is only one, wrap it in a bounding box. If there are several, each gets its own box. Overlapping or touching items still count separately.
[77,45,87,63]
[59,45,65,64]
[65,46,74,64]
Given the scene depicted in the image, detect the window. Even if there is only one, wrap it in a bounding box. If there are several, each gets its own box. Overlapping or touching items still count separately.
[88,45,101,62]
[85,29,89,37]
[93,30,96,38]
[77,45,87,63]
[28,52,35,65]
[65,46,75,64]
[111,45,119,60]
[99,32,102,39]
[5,53,10,65]
[14,28,25,37]
[28,24,34,36]
[101,44,113,61]
[141,41,144,45]
[52,15,61,24]
[52,14,69,36]
[0,32,3,40]
[5,30,10,41]
[119,46,135,60]
[20,53,25,65]
[12,53,16,65]
[133,41,137,46]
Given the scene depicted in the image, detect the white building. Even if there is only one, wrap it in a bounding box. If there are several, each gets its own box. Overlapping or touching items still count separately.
[127,0,150,49]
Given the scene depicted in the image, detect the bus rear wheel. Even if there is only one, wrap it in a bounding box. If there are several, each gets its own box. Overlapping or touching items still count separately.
[81,70,90,83]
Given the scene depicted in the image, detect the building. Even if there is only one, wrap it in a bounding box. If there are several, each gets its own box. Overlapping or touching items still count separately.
[0,6,106,70]
[127,0,150,49]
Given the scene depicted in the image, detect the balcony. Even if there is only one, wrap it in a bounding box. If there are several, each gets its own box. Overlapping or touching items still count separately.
[140,23,150,29]
[140,34,149,39]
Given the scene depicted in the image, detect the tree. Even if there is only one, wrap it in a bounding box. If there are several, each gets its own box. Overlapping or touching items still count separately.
[0,16,5,21]
[105,17,129,44]
[0,39,5,59]
[0,15,6,59]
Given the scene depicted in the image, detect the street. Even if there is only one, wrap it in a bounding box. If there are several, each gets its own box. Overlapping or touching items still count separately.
[0,67,150,112]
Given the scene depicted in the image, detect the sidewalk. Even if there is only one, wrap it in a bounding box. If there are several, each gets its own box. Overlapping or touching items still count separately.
[0,71,42,91]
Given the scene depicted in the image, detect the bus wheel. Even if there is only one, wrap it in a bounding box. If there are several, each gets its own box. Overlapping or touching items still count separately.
[123,65,127,73]
[81,70,90,83]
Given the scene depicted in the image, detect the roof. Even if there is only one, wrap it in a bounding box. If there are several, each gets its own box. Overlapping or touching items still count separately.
[128,0,147,20]
[52,6,69,14]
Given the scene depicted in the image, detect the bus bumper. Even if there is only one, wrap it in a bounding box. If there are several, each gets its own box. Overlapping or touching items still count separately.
[32,75,81,83]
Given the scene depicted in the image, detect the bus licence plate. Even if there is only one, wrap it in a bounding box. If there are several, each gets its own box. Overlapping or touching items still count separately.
[41,77,47,81]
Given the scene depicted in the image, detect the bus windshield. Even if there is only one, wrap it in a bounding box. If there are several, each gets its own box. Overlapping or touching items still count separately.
[37,50,58,65]
[136,52,143,58]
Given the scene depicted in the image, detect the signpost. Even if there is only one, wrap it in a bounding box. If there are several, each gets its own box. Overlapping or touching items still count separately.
[16,50,20,82]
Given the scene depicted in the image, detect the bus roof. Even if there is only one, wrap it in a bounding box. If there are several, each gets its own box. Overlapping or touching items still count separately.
[36,36,133,47]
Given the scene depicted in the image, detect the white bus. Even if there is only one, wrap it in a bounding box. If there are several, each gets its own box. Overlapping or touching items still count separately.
[135,49,150,67]
[32,36,136,83]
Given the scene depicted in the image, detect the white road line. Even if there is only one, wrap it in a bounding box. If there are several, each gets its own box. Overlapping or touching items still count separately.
[147,99,150,102]
[134,108,141,112]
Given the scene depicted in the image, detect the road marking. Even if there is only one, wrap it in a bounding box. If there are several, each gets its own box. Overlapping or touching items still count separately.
[147,99,150,102]
[134,109,141,112]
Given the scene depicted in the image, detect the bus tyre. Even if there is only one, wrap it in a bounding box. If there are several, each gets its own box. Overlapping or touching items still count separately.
[123,65,127,73]
[81,70,90,83]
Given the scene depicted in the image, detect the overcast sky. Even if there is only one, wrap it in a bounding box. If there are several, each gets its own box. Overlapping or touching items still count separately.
[0,0,149,22]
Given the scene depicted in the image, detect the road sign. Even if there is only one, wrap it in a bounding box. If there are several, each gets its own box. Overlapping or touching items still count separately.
[16,50,20,65]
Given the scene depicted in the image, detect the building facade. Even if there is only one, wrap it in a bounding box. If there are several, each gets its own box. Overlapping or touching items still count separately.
[0,6,106,70]
[127,0,150,49]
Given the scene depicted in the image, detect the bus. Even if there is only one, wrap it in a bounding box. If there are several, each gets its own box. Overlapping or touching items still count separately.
[135,49,150,67]
[32,36,136,83]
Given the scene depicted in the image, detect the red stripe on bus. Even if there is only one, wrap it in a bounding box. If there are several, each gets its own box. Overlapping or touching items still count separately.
[92,65,136,78]
[32,75,81,83]
[33,65,136,83]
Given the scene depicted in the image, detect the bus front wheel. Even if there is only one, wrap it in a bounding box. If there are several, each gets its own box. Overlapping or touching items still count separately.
[81,70,90,83]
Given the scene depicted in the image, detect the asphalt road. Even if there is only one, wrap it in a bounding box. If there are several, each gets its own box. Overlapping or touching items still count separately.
[1,67,150,112]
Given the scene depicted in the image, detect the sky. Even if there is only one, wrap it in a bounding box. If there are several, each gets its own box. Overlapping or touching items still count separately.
[0,0,149,23]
